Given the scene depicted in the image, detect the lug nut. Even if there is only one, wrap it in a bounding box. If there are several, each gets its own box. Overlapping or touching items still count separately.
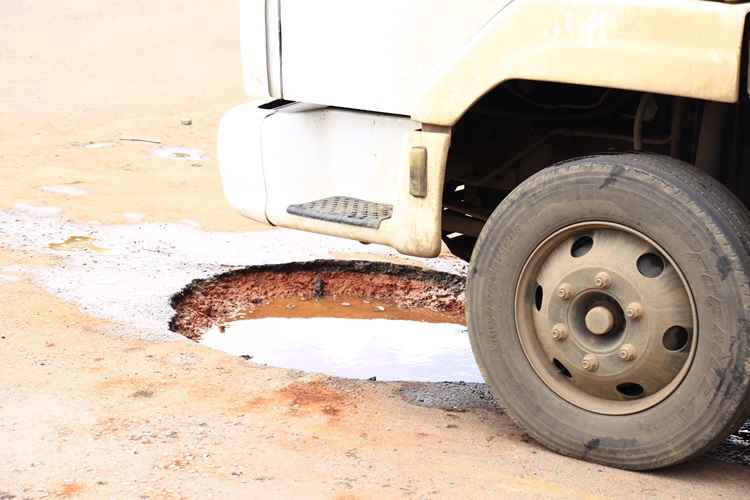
[625,302,643,320]
[557,283,575,300]
[619,344,637,361]
[582,354,599,372]
[552,323,568,341]
[594,272,612,289]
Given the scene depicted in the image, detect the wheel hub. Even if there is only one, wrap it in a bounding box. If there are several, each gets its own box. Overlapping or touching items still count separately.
[585,306,615,335]
[515,222,697,415]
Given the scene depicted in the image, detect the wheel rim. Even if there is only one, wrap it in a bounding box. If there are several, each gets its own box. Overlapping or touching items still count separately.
[515,222,697,415]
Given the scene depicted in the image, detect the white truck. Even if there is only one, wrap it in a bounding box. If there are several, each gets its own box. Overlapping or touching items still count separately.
[218,0,750,469]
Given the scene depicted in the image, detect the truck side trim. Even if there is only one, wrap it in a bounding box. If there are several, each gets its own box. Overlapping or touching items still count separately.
[240,0,281,99]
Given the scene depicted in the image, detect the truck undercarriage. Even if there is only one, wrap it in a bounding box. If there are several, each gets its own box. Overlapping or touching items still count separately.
[443,81,750,259]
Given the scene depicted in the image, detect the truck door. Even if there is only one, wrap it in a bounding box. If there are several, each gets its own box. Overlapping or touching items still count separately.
[279,0,511,116]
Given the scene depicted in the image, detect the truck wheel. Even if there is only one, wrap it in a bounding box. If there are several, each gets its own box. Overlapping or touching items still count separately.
[467,154,750,470]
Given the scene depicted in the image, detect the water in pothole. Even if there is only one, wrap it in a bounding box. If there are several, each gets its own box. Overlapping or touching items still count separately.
[170,260,476,382]
[198,296,481,383]
[201,317,481,383]
[231,296,457,323]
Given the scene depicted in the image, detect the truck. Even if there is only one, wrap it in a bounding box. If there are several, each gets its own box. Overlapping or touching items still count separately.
[218,0,750,470]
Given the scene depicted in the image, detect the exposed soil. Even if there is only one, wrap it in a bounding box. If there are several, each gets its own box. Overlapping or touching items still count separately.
[170,260,466,340]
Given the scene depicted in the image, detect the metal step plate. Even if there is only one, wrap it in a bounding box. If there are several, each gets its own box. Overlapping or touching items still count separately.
[287,196,393,229]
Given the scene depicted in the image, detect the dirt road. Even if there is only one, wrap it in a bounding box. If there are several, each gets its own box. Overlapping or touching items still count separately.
[1,2,748,498]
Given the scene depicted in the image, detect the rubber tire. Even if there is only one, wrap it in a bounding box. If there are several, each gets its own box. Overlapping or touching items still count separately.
[467,153,750,470]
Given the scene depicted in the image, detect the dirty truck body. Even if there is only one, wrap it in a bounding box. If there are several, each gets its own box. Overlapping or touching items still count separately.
[219,0,750,469]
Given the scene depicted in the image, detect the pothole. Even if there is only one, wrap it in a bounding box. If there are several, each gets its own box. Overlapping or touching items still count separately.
[169,260,480,382]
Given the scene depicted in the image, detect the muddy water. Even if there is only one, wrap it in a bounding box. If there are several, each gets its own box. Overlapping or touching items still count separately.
[48,235,106,252]
[235,296,461,324]
[200,317,483,383]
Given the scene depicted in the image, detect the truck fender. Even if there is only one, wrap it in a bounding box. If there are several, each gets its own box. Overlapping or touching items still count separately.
[413,0,750,126]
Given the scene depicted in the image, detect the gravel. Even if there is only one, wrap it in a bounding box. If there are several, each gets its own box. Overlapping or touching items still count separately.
[400,381,500,412]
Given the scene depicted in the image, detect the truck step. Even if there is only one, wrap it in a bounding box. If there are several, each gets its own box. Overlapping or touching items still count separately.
[287,196,393,229]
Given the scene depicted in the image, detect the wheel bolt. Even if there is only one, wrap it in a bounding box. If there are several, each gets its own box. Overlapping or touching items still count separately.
[552,323,568,341]
[594,272,612,289]
[625,302,643,320]
[557,283,575,300]
[619,344,637,361]
[582,354,599,372]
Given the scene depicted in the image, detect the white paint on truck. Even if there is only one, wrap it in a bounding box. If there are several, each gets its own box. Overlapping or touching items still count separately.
[276,0,511,114]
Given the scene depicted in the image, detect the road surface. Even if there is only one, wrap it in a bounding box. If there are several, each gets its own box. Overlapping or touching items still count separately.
[0,1,748,498]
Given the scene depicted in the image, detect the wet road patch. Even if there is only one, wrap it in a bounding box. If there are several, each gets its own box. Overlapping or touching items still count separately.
[49,235,107,252]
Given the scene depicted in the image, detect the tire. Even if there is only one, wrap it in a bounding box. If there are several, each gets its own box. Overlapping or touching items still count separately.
[467,153,750,470]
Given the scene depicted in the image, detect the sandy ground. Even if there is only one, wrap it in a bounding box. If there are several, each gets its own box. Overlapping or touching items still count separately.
[1,1,749,498]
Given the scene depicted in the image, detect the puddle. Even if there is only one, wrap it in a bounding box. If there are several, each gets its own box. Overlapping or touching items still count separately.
[152,146,207,161]
[201,317,481,382]
[232,295,458,324]
[49,235,107,252]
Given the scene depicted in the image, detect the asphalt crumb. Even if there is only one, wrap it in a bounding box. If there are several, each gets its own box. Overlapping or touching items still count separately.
[708,420,750,466]
[399,381,500,412]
